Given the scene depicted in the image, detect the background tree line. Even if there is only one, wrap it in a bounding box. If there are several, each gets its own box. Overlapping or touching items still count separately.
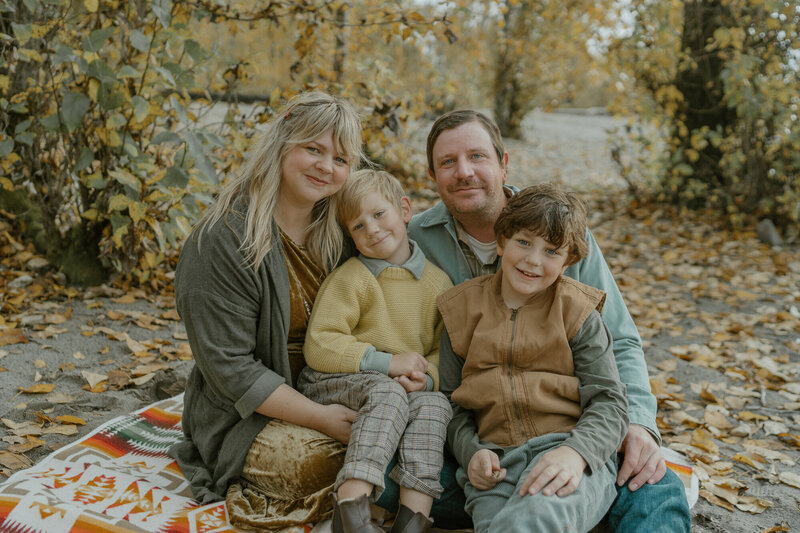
[1,0,797,286]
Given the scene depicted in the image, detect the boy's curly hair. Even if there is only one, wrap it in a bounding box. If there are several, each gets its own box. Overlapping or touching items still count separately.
[494,183,589,266]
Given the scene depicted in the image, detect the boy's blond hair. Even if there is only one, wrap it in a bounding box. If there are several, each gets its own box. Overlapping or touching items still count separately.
[337,169,407,225]
[494,183,589,266]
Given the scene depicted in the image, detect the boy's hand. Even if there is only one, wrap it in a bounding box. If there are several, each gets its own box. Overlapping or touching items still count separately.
[519,446,587,498]
[467,449,506,490]
[395,372,427,393]
[389,351,427,379]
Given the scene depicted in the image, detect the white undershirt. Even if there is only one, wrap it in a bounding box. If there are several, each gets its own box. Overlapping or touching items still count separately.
[464,231,498,265]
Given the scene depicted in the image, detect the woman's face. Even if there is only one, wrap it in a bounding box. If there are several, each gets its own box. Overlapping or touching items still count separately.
[279,129,350,209]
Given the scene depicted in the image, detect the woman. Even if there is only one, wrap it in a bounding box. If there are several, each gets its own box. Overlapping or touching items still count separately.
[168,91,364,529]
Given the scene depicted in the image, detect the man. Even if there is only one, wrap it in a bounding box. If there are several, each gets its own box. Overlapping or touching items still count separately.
[407,110,691,531]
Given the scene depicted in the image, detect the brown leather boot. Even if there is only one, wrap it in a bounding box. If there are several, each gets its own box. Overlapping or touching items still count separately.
[331,494,384,533]
[388,504,434,533]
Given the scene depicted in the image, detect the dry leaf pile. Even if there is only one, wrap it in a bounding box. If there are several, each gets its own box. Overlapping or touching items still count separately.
[589,197,800,526]
[0,212,189,477]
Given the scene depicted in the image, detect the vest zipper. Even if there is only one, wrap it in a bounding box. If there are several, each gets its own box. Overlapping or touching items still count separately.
[508,308,527,442]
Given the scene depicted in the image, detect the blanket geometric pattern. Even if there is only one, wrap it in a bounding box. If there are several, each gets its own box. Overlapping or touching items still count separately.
[0,394,310,533]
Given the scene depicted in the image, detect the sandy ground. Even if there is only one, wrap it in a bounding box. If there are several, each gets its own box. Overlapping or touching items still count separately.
[2,109,798,532]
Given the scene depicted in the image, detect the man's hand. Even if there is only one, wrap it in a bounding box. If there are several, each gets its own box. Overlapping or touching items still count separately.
[467,449,506,490]
[389,352,427,379]
[315,403,356,444]
[395,372,427,393]
[519,446,586,498]
[617,424,667,491]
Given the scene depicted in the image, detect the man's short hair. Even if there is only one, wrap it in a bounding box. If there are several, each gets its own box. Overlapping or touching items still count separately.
[494,183,589,265]
[337,169,406,225]
[426,110,505,175]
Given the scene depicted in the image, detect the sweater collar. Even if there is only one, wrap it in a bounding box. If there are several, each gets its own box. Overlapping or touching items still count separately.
[357,239,426,279]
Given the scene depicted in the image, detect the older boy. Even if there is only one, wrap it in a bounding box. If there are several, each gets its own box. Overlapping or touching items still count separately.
[438,184,629,532]
[299,169,453,533]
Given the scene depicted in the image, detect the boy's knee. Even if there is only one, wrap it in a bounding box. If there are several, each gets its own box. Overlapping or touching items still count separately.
[410,392,452,417]
[368,379,409,408]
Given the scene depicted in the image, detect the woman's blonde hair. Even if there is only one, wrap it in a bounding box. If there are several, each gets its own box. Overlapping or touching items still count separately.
[197,91,364,272]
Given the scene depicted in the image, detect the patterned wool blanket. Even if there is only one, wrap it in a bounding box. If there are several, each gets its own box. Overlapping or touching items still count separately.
[0,394,697,533]
[0,394,311,533]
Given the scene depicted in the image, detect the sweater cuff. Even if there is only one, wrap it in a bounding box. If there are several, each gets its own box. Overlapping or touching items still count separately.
[234,369,286,419]
[629,410,661,445]
[359,347,392,375]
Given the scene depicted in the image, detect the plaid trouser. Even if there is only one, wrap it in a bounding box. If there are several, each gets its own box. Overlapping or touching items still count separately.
[298,368,452,500]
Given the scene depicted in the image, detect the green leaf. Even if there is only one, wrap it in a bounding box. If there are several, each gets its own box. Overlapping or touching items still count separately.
[116,65,139,78]
[130,29,149,52]
[161,165,189,188]
[14,119,31,134]
[151,131,181,145]
[0,139,13,157]
[108,193,132,211]
[82,170,106,189]
[109,169,141,192]
[97,82,125,111]
[53,45,75,64]
[40,112,60,130]
[22,0,39,10]
[110,212,130,233]
[131,96,149,122]
[87,59,118,83]
[185,132,218,184]
[152,0,173,29]
[15,131,34,146]
[154,64,176,86]
[11,23,32,45]
[106,113,126,129]
[62,91,90,132]
[81,27,115,53]
[183,39,207,63]
[74,147,94,172]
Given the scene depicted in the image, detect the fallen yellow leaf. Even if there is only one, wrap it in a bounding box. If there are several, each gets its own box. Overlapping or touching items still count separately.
[0,328,29,346]
[42,424,78,436]
[0,450,33,471]
[56,415,86,426]
[777,471,800,489]
[691,428,720,454]
[18,383,55,394]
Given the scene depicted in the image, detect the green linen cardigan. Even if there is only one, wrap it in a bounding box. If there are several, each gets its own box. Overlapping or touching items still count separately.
[168,204,294,504]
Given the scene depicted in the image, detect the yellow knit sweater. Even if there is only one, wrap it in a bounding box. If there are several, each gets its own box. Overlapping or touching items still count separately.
[303,257,453,390]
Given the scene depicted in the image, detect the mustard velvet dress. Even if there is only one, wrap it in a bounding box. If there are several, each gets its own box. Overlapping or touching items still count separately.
[226,231,346,531]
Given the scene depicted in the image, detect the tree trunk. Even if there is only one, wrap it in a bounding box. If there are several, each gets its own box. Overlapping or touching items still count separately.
[674,0,735,191]
[492,3,526,139]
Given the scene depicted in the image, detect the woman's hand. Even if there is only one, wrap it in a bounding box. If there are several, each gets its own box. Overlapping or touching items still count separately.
[389,352,427,379]
[519,446,587,498]
[314,403,356,444]
[467,449,506,490]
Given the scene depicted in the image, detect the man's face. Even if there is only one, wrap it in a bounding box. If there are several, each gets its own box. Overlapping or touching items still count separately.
[428,121,508,220]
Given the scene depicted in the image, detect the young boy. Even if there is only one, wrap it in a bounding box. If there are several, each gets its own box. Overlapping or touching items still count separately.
[299,169,453,533]
[437,183,629,533]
